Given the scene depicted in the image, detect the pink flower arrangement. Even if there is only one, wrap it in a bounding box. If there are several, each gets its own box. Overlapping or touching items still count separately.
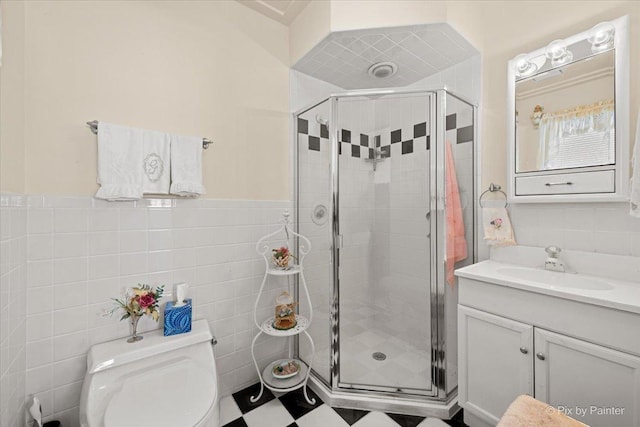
[106,284,165,322]
[272,246,296,269]
[138,293,156,309]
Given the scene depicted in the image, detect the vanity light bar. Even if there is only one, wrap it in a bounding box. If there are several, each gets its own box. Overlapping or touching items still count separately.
[513,20,615,77]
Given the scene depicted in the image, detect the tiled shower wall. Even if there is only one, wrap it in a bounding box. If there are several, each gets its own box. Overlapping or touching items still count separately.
[0,194,27,427]
[368,95,432,350]
[337,126,375,307]
[443,95,476,393]
[23,195,290,426]
[446,96,475,268]
[295,93,476,392]
[296,106,334,382]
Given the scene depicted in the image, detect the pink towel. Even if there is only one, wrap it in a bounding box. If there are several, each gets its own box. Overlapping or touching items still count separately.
[445,141,468,286]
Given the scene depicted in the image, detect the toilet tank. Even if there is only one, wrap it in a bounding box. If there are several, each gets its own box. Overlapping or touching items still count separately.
[80,320,218,427]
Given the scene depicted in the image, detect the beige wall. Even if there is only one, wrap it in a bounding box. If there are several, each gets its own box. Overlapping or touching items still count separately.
[3,0,290,199]
[290,0,331,65]
[0,0,26,193]
[446,0,639,189]
[3,0,638,199]
[329,0,447,32]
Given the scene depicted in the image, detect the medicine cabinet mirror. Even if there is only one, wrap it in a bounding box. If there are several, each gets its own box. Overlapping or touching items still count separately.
[507,16,630,202]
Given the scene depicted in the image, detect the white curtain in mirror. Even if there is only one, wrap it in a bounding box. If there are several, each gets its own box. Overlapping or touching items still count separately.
[538,100,614,170]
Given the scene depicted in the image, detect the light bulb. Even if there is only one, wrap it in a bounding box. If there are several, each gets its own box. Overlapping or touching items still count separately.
[514,54,538,77]
[545,39,573,66]
[588,22,615,53]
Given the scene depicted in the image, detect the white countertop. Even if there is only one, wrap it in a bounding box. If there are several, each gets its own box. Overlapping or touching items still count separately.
[456,260,640,315]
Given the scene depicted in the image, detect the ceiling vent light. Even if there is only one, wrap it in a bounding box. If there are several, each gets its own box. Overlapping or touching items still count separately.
[368,62,398,79]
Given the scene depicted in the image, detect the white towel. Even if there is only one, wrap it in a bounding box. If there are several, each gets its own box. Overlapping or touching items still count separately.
[142,130,170,194]
[630,113,640,218]
[169,134,206,197]
[95,122,144,201]
[483,207,517,247]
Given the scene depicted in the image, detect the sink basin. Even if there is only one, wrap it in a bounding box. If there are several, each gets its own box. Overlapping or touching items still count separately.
[496,267,614,291]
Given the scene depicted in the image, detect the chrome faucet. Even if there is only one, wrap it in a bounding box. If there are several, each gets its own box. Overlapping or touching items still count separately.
[544,246,565,272]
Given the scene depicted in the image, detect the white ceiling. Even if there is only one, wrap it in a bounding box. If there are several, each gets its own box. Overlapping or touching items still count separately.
[293,23,479,89]
[236,0,310,25]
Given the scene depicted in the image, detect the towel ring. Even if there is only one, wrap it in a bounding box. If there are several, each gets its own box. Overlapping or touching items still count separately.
[479,183,508,208]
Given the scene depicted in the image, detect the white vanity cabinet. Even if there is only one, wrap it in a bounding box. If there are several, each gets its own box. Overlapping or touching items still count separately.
[458,306,533,424]
[534,328,640,427]
[457,274,640,427]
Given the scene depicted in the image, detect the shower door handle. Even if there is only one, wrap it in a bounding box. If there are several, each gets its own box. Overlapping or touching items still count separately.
[426,212,431,238]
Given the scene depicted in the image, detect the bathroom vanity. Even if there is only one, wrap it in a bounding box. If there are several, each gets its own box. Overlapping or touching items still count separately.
[455,254,640,427]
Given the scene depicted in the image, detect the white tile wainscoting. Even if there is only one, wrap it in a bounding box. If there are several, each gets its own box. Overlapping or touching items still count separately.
[5,193,640,427]
[20,195,291,427]
[0,194,28,427]
[507,203,640,257]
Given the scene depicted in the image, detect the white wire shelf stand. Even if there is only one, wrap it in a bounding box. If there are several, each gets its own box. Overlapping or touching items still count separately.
[250,210,315,404]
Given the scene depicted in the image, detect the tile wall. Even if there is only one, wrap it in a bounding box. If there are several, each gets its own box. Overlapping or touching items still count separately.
[23,195,291,426]
[406,55,482,106]
[0,193,27,427]
[336,127,375,307]
[292,24,479,90]
[507,202,640,257]
[366,95,432,352]
[443,95,476,393]
[296,103,335,384]
[294,91,477,392]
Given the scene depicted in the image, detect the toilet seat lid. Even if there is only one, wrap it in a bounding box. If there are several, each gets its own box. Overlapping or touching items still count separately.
[104,358,215,427]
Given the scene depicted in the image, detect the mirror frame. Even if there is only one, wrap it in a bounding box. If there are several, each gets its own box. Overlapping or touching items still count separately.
[506,15,630,203]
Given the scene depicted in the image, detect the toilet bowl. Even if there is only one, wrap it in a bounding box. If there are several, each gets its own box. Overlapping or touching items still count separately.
[80,320,219,427]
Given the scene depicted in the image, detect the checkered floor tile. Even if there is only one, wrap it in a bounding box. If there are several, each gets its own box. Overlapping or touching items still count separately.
[220,383,468,427]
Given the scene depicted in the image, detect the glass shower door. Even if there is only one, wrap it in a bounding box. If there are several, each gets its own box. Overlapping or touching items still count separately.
[296,99,333,385]
[336,93,434,394]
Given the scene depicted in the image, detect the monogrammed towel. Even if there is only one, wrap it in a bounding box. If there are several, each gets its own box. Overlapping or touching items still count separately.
[142,130,170,194]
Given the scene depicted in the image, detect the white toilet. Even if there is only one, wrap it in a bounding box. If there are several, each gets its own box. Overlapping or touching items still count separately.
[80,319,219,427]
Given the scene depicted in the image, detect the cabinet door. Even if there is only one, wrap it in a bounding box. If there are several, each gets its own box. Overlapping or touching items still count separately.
[458,305,534,425]
[535,328,640,427]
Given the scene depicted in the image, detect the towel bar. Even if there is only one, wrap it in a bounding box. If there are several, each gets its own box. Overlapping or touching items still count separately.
[86,120,213,149]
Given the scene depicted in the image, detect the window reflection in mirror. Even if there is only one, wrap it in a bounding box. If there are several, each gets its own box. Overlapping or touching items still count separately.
[515,49,615,173]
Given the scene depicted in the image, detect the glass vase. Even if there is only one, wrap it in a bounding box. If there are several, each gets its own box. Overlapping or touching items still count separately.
[127,314,144,343]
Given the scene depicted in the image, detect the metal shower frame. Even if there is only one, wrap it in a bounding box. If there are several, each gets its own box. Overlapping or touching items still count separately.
[292,88,478,407]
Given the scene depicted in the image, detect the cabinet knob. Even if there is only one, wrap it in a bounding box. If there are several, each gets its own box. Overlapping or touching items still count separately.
[519,346,528,354]
[536,352,546,361]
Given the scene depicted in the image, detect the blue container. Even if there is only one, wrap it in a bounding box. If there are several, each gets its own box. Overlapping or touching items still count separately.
[164,298,192,336]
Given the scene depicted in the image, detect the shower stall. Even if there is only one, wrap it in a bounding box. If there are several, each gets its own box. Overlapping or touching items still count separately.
[294,89,476,417]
